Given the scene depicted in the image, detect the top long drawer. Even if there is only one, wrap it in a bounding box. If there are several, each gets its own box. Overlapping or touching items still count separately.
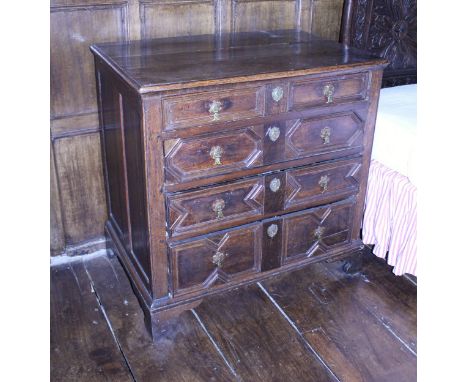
[162,72,369,130]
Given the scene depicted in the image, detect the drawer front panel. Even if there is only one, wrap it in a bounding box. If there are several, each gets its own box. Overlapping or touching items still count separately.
[167,158,360,238]
[283,199,355,263]
[290,72,369,110]
[163,86,266,130]
[284,111,364,161]
[170,198,356,295]
[165,127,263,183]
[285,158,361,209]
[167,178,264,238]
[171,224,262,295]
[164,109,364,186]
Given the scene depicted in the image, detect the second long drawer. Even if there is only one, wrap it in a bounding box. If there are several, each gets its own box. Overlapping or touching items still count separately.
[167,157,362,239]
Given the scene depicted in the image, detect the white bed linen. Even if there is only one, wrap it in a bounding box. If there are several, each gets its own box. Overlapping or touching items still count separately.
[371,84,417,185]
[362,84,417,277]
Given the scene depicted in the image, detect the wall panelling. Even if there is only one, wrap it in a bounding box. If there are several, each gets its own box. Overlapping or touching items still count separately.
[50,0,344,255]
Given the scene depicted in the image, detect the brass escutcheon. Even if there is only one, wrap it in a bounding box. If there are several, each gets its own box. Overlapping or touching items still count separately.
[269,178,281,193]
[318,175,330,193]
[323,84,335,103]
[212,251,228,267]
[210,145,223,166]
[208,100,223,121]
[314,226,325,239]
[267,126,281,142]
[267,224,279,238]
[320,127,331,144]
[212,198,225,219]
[271,86,284,102]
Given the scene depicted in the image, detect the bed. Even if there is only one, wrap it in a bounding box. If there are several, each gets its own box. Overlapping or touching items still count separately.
[340,0,417,276]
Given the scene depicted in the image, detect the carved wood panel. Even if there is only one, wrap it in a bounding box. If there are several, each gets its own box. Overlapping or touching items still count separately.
[343,0,416,86]
[50,0,346,255]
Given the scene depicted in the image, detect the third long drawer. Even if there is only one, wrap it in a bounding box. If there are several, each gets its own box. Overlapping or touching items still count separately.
[167,157,362,240]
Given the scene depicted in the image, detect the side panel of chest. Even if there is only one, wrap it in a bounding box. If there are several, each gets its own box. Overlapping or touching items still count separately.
[97,65,152,292]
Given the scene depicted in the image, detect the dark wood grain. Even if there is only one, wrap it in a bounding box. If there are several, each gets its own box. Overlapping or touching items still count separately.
[84,255,238,382]
[50,261,132,382]
[54,133,107,245]
[50,2,348,256]
[163,85,266,130]
[261,262,417,382]
[324,253,417,353]
[340,0,417,87]
[312,0,345,40]
[50,146,65,255]
[91,30,386,93]
[194,284,337,382]
[92,30,385,336]
[167,177,264,238]
[170,224,262,295]
[51,250,416,382]
[164,125,264,184]
[290,72,369,109]
[282,198,355,263]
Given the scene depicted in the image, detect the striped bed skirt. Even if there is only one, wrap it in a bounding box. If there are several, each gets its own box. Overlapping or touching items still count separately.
[362,160,417,276]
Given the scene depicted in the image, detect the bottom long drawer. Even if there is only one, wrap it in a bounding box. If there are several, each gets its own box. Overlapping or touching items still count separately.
[170,197,356,295]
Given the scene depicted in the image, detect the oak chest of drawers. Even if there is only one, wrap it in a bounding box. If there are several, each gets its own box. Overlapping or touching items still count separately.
[91,30,387,338]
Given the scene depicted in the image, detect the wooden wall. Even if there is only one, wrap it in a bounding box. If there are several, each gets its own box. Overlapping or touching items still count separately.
[50,0,345,256]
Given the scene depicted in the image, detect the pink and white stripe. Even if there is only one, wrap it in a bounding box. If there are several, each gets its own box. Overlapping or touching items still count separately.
[362,160,417,276]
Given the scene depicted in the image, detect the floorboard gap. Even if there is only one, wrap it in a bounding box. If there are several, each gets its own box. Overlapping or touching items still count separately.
[325,269,417,357]
[84,260,138,382]
[191,309,241,381]
[378,319,417,356]
[257,282,341,382]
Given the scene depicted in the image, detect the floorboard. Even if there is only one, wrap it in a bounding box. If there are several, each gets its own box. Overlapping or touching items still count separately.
[323,257,417,354]
[260,261,417,382]
[51,252,417,382]
[194,284,337,382]
[84,255,237,382]
[50,262,133,382]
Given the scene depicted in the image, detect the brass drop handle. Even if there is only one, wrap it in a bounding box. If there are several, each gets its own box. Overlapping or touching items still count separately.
[267,126,281,142]
[271,86,284,102]
[212,251,228,267]
[212,198,225,219]
[323,84,335,104]
[209,100,223,121]
[318,175,330,193]
[320,127,331,144]
[314,226,325,240]
[210,145,223,166]
[267,224,278,238]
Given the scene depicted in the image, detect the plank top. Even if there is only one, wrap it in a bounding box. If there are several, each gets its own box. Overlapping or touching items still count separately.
[90,30,387,93]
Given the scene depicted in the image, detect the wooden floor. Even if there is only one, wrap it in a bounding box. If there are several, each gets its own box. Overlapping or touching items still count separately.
[50,251,416,382]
